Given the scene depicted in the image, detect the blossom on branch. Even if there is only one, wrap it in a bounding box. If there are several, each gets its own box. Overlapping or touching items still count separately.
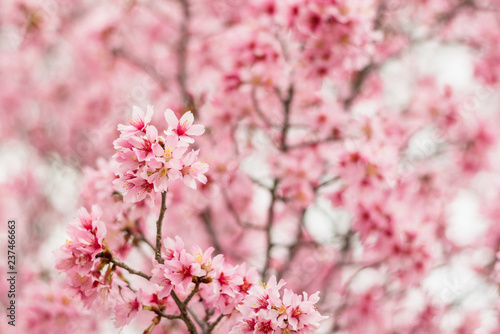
[113,107,209,203]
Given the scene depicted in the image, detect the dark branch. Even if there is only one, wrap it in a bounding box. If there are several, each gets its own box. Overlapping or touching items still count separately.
[155,191,168,264]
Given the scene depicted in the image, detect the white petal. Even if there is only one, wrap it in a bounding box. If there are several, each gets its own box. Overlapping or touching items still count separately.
[164,109,179,128]
[186,124,205,136]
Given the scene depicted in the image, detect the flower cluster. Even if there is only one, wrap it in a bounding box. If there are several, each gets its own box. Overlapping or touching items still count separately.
[151,236,260,314]
[113,106,208,203]
[21,280,100,334]
[54,206,115,307]
[231,276,327,334]
[150,236,326,333]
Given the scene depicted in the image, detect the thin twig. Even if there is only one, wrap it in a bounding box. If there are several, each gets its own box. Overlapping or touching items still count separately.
[135,219,155,251]
[199,209,223,253]
[286,136,338,150]
[177,0,194,110]
[221,188,266,231]
[188,307,206,332]
[152,308,182,320]
[155,191,168,264]
[278,85,294,152]
[111,48,168,90]
[261,179,279,281]
[251,86,275,128]
[184,281,200,305]
[206,314,225,333]
[107,256,152,280]
[276,208,307,281]
[170,290,199,334]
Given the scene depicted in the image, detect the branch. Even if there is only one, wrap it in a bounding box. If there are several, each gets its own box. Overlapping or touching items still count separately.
[276,208,307,281]
[318,230,354,307]
[286,136,338,150]
[277,85,295,152]
[184,281,200,305]
[251,86,275,128]
[111,48,168,90]
[177,0,194,110]
[343,63,376,110]
[155,191,168,264]
[188,307,205,332]
[134,219,155,251]
[221,188,266,231]
[151,308,182,320]
[170,290,199,334]
[315,176,341,190]
[261,179,279,281]
[199,209,223,253]
[98,254,152,281]
[206,314,225,333]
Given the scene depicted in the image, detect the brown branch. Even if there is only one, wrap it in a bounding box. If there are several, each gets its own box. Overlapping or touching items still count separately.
[277,85,295,152]
[261,179,279,281]
[315,176,341,190]
[99,254,152,281]
[177,0,194,110]
[155,191,168,264]
[184,281,200,305]
[206,314,225,333]
[251,86,275,128]
[134,219,155,251]
[318,230,354,308]
[343,63,377,110]
[152,308,182,320]
[111,48,168,90]
[199,209,223,254]
[286,136,338,150]
[188,307,205,332]
[276,208,307,281]
[221,188,266,231]
[170,290,199,334]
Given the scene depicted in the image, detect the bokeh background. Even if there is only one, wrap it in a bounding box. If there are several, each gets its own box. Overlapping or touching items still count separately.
[2,0,500,333]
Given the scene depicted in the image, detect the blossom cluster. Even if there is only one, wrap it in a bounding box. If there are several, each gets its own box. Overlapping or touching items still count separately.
[151,236,259,314]
[54,205,116,307]
[148,236,327,333]
[21,280,100,334]
[231,276,327,334]
[113,106,208,203]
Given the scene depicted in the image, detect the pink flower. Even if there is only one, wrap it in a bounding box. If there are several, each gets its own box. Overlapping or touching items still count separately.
[55,206,107,276]
[229,309,280,334]
[151,262,174,299]
[117,105,154,134]
[114,174,156,203]
[180,149,209,189]
[113,106,209,201]
[165,249,204,291]
[236,264,259,294]
[234,276,327,333]
[21,281,100,334]
[164,109,205,143]
[55,205,119,308]
[211,263,243,298]
[191,244,216,272]
[129,125,159,162]
[241,276,286,314]
[140,159,182,193]
[162,236,185,261]
[114,288,141,327]
[282,290,327,332]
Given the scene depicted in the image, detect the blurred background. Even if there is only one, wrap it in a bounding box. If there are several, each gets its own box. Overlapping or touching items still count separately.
[2,0,500,333]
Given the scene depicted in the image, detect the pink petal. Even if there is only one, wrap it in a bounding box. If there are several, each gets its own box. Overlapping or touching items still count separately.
[186,124,205,136]
[145,105,154,123]
[179,111,194,127]
[164,109,179,128]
